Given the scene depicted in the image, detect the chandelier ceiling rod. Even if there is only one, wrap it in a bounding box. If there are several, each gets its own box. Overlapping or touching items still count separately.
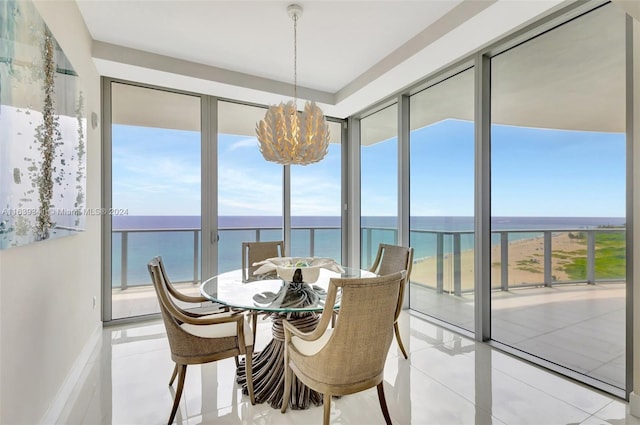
[290,4,299,105]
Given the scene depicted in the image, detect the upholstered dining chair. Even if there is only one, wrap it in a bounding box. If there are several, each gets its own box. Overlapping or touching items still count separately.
[156,256,240,368]
[242,240,284,282]
[241,240,284,340]
[369,243,414,359]
[281,271,406,425]
[148,256,255,424]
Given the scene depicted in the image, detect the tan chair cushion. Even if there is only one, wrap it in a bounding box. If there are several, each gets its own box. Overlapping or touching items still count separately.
[181,315,254,345]
[291,328,332,356]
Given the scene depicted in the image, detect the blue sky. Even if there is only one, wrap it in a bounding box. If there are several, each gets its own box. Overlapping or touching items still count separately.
[408,119,626,217]
[112,119,626,218]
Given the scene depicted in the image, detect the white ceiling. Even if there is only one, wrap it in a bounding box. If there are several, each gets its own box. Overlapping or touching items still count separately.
[75,0,569,119]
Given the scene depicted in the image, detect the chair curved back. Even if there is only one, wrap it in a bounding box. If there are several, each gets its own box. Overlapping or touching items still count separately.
[289,271,405,392]
[369,244,413,321]
[242,240,284,282]
[157,257,210,305]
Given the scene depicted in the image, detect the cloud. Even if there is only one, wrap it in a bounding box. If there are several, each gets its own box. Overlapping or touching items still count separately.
[290,173,341,215]
[217,166,282,215]
[227,137,258,152]
[218,196,281,215]
[113,147,200,186]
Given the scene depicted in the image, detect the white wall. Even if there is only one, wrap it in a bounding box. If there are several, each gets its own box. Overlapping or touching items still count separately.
[613,0,640,22]
[0,1,102,423]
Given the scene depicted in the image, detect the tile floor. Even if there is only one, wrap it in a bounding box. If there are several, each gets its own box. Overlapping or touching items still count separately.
[57,311,640,425]
[410,282,626,388]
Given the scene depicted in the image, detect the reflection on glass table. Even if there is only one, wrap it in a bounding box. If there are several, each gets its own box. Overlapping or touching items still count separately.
[200,267,376,409]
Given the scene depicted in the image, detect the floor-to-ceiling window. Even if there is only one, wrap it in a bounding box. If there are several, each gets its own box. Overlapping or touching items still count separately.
[409,68,475,332]
[216,102,343,269]
[490,3,626,389]
[360,104,398,269]
[109,82,202,320]
[217,101,282,273]
[290,120,343,260]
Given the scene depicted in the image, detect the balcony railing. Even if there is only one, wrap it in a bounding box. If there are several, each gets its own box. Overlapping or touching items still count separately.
[111,226,625,292]
[410,228,625,296]
[111,226,341,289]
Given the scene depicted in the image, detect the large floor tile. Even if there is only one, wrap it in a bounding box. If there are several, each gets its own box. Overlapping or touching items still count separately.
[594,401,640,425]
[407,343,593,424]
[381,361,504,425]
[472,345,615,415]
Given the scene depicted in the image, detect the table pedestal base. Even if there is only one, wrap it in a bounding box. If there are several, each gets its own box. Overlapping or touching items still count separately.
[236,312,323,410]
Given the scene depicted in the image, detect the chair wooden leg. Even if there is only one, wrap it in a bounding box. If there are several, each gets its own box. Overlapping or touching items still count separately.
[245,346,256,405]
[281,353,292,413]
[323,393,331,425]
[168,363,179,386]
[168,364,187,425]
[251,311,258,343]
[394,322,408,359]
[376,382,392,425]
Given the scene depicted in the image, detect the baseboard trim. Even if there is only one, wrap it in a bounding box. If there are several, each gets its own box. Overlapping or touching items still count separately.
[40,324,102,425]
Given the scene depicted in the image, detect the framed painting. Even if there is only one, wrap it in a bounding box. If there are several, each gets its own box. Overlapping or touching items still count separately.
[0,0,87,249]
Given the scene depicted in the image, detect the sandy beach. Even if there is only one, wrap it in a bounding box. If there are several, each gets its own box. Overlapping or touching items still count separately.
[411,232,590,292]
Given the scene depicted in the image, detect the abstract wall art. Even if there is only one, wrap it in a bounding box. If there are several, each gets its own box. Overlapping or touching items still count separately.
[0,0,87,249]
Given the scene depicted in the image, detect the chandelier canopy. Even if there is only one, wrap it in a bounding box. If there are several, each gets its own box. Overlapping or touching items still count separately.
[256,4,330,166]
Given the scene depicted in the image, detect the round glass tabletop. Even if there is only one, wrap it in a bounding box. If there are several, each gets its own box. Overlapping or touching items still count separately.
[200,267,375,313]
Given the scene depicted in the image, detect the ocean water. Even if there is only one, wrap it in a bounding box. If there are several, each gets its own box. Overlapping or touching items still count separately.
[111,215,625,287]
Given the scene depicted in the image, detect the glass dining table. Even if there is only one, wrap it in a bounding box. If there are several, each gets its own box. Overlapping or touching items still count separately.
[200,266,376,410]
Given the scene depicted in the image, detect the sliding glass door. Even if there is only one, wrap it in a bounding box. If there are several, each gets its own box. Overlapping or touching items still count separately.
[360,104,398,269]
[490,3,626,389]
[409,68,475,332]
[216,101,282,273]
[108,82,202,320]
[216,101,343,269]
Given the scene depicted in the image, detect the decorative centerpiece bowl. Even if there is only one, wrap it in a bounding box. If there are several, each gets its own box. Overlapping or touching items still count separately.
[276,260,321,283]
[252,257,344,284]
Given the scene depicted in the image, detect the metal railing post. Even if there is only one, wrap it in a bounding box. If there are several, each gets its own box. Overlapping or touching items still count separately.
[500,231,509,291]
[256,229,260,242]
[366,228,373,267]
[544,231,552,287]
[453,233,462,296]
[121,231,128,290]
[587,230,596,284]
[193,230,199,284]
[437,232,444,293]
[310,228,315,257]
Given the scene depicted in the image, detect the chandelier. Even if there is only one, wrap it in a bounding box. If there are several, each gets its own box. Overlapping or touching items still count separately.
[256,4,330,166]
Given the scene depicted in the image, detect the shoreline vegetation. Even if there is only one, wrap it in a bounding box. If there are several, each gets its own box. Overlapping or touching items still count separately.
[411,229,626,292]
